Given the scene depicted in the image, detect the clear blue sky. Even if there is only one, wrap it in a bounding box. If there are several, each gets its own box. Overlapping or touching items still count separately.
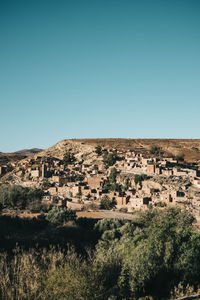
[0,0,200,152]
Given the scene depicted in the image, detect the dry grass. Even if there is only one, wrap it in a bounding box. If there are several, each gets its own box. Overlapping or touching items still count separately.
[0,246,66,300]
[75,138,200,162]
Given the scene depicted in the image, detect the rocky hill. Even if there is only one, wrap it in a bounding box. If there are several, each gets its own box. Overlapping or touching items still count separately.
[2,138,200,171]
[75,138,200,162]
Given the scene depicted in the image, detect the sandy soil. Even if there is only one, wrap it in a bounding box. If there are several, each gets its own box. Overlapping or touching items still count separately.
[76,210,135,220]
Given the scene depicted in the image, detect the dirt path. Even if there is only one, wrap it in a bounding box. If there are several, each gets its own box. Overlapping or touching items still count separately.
[76,210,135,220]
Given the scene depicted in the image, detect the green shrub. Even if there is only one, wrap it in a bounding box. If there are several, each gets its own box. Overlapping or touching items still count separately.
[150,146,161,156]
[63,151,76,166]
[100,196,114,210]
[0,184,43,210]
[45,206,76,225]
[134,174,148,185]
[103,152,119,168]
[95,145,102,156]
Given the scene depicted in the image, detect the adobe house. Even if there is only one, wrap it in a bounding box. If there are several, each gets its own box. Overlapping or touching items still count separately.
[193,179,200,188]
[115,195,129,209]
[41,163,47,178]
[87,176,102,189]
[48,187,57,196]
[31,169,40,178]
[129,196,151,210]
[60,176,71,186]
[57,186,68,196]
[184,168,199,177]
[162,169,173,176]
[173,167,187,177]
[160,193,173,204]
[52,175,61,184]
[58,198,67,207]
[71,185,81,197]
[155,167,161,175]
[147,164,155,175]
[171,190,186,202]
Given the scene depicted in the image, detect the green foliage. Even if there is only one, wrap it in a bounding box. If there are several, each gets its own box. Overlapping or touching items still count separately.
[44,256,104,300]
[0,207,200,299]
[74,174,84,182]
[94,208,198,298]
[63,151,76,166]
[45,206,76,225]
[134,174,148,185]
[110,182,122,192]
[175,153,185,161]
[103,152,118,168]
[95,145,102,156]
[0,184,43,210]
[41,179,51,190]
[156,201,167,207]
[100,195,114,210]
[94,218,128,235]
[150,146,161,156]
[123,179,129,191]
[109,168,117,184]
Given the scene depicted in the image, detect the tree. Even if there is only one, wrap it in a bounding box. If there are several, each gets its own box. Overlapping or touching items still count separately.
[175,154,185,161]
[109,168,117,185]
[63,151,76,166]
[134,174,147,186]
[41,180,51,190]
[110,182,123,193]
[100,196,114,210]
[75,174,84,182]
[103,153,118,168]
[95,145,102,156]
[94,207,199,299]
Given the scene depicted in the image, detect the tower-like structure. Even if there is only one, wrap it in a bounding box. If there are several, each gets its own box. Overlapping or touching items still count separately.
[41,163,47,179]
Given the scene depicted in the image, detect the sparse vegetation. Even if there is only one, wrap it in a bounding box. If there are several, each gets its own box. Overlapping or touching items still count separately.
[0,208,199,299]
[150,145,161,156]
[175,153,185,161]
[2,139,200,299]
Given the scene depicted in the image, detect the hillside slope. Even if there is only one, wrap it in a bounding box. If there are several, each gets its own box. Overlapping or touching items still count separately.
[75,138,200,162]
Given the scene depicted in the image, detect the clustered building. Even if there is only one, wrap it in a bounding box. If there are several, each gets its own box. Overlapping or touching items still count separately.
[1,145,200,212]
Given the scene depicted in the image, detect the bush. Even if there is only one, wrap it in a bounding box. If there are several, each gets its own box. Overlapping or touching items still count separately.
[100,196,114,210]
[63,151,76,166]
[95,145,102,156]
[134,174,148,185]
[175,154,185,161]
[109,168,117,184]
[0,184,43,210]
[150,146,161,156]
[45,206,76,225]
[103,153,119,168]
[0,246,66,300]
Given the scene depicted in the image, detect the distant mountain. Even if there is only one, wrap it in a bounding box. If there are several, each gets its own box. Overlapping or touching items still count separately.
[14,148,42,156]
[0,148,42,165]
